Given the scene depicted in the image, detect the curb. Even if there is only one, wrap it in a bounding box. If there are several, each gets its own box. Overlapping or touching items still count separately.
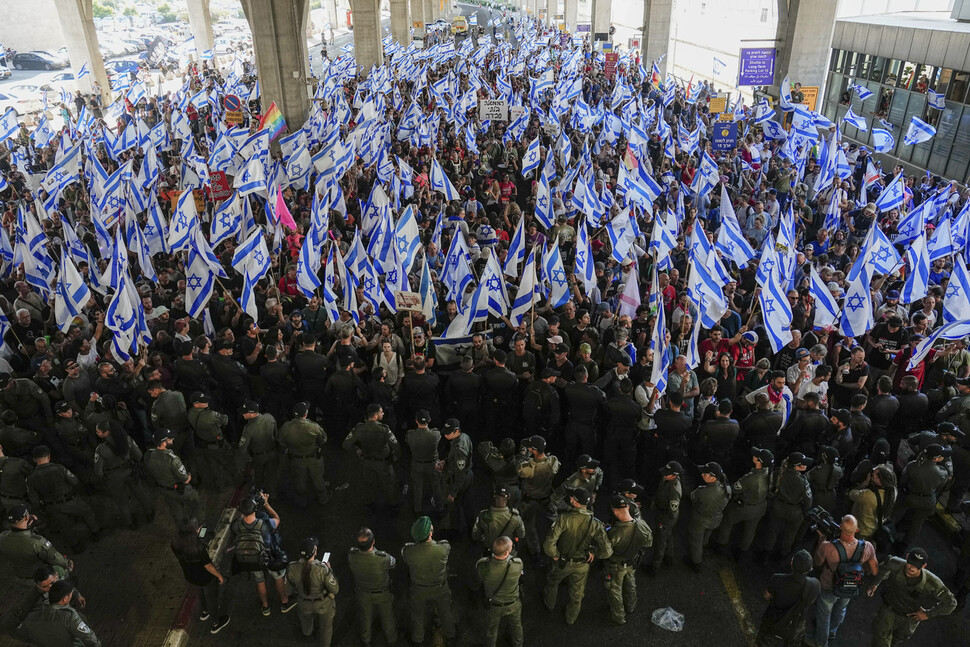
[163,486,247,644]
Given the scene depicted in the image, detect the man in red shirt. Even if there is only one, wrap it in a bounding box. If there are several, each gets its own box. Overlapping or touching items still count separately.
[698,326,731,359]
[892,334,935,391]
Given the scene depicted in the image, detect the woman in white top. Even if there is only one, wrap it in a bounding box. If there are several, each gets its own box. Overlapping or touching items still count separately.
[373,340,404,392]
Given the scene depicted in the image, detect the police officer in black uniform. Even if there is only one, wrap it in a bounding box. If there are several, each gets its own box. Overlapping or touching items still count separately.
[563,365,606,466]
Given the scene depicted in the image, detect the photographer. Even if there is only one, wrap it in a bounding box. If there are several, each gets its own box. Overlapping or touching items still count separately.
[227,492,296,617]
[809,514,877,647]
[170,519,230,635]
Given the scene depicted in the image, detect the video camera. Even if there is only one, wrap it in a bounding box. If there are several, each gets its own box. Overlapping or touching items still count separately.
[805,506,840,540]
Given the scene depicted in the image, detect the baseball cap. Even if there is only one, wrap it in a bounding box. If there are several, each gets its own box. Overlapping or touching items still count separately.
[787,452,813,468]
[608,494,629,509]
[660,461,683,476]
[906,548,928,569]
[299,536,319,558]
[555,343,569,355]
[5,503,29,523]
[617,478,644,497]
[442,418,461,433]
[214,339,233,352]
[541,367,560,379]
[885,289,900,300]
[290,309,303,318]
[55,401,71,414]
[191,392,211,405]
[524,435,546,453]
[831,409,851,425]
[413,327,425,337]
[154,428,175,443]
[753,447,774,466]
[924,443,944,459]
[293,402,310,417]
[415,409,430,424]
[239,400,260,414]
[494,484,511,497]
[569,488,591,506]
[795,348,810,359]
[700,462,724,478]
[576,454,601,470]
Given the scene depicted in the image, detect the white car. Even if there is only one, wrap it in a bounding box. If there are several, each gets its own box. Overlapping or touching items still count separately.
[0,65,10,80]
[0,90,44,117]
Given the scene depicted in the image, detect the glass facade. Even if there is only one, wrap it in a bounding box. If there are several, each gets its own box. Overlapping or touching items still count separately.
[824,48,970,182]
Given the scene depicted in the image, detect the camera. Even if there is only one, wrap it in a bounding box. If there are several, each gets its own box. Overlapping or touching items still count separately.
[805,505,840,540]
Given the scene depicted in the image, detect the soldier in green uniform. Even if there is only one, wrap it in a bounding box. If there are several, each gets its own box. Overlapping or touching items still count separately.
[0,504,72,590]
[347,527,397,647]
[478,438,521,505]
[286,536,339,647]
[867,547,956,647]
[93,421,153,529]
[516,435,560,558]
[401,516,456,645]
[476,535,524,647]
[604,495,652,625]
[551,454,604,515]
[684,462,732,572]
[237,401,280,495]
[279,402,330,508]
[542,487,613,624]
[187,392,233,490]
[648,461,683,575]
[714,448,772,559]
[27,446,100,550]
[438,418,473,533]
[148,380,194,471]
[143,429,204,526]
[472,485,526,555]
[21,579,100,646]
[343,404,401,508]
[761,452,814,561]
[405,409,442,514]
[894,444,949,549]
[0,441,33,513]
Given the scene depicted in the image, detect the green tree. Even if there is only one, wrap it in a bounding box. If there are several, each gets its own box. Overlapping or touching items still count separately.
[92,2,114,18]
[124,7,136,17]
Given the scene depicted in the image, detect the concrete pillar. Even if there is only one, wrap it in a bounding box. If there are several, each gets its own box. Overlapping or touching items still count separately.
[410,0,426,38]
[641,0,671,75]
[52,0,111,102]
[776,0,837,101]
[425,0,438,22]
[564,0,577,31]
[241,0,311,131]
[591,0,611,42]
[186,0,215,60]
[545,0,554,24]
[351,0,384,72]
[390,0,411,44]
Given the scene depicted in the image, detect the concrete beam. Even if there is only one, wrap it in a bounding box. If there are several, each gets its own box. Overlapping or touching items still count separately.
[52,0,111,102]
[641,0,671,75]
[186,0,215,60]
[390,0,411,45]
[352,0,384,72]
[546,0,555,25]
[591,0,611,42]
[427,0,440,23]
[564,0,577,31]
[241,0,311,132]
[776,0,837,100]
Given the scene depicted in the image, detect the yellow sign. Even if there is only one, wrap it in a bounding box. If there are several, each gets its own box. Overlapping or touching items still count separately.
[718,113,733,122]
[171,190,205,213]
[709,96,727,113]
[225,109,243,125]
[413,20,424,29]
[439,0,444,10]
[797,86,819,112]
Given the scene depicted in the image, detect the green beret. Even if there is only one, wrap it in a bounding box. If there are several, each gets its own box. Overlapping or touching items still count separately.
[411,515,432,542]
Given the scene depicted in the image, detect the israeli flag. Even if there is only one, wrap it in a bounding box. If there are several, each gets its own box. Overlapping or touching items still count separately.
[850,84,873,101]
[927,89,946,110]
[233,229,271,280]
[504,216,526,278]
[185,248,216,319]
[715,186,756,268]
[234,156,268,196]
[874,173,905,212]
[903,116,936,145]
[927,216,953,262]
[521,136,542,177]
[810,265,840,329]
[901,232,930,306]
[394,204,421,274]
[713,57,726,75]
[842,107,867,131]
[759,264,793,352]
[762,120,788,141]
[167,189,196,252]
[210,192,241,247]
[871,128,894,153]
[909,320,970,369]
[839,275,874,339]
[78,62,91,78]
[944,259,970,325]
[779,75,794,112]
[429,158,460,201]
[510,247,540,326]
[53,253,91,333]
[201,49,214,60]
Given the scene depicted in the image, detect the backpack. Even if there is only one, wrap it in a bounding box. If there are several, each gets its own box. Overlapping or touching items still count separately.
[233,519,270,571]
[831,540,866,598]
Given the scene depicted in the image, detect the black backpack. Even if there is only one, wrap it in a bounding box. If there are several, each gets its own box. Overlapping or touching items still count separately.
[831,540,866,598]
[233,519,270,570]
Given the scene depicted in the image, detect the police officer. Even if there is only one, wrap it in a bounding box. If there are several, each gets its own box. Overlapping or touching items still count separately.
[93,421,153,529]
[604,495,653,625]
[343,404,401,508]
[894,444,949,549]
[52,402,94,484]
[684,462,731,573]
[148,380,194,471]
[401,516,456,645]
[0,441,32,514]
[347,527,397,647]
[400,355,440,426]
[0,372,53,437]
[551,454,604,514]
[563,365,606,466]
[808,446,843,515]
[472,485,526,555]
[187,392,233,491]
[0,504,72,590]
[439,418,473,534]
[144,429,204,527]
[445,355,483,435]
[405,410,443,514]
[615,478,646,519]
[867,547,956,647]
[542,487,613,625]
[279,402,330,508]
[478,438,522,506]
[761,452,814,561]
[0,409,40,459]
[285,536,338,647]
[648,461,683,576]
[237,401,279,495]
[22,579,100,646]
[522,368,561,440]
[714,448,772,559]
[482,350,518,443]
[516,435,561,558]
[27,446,100,550]
[476,535,524,647]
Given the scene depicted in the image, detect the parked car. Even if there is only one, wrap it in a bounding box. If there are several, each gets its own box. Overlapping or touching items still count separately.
[0,90,45,116]
[12,52,65,71]
[30,50,69,67]
[0,65,10,80]
[105,60,141,76]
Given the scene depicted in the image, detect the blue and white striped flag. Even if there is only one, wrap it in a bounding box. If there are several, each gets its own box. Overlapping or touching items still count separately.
[943,262,970,326]
[759,264,793,352]
[874,173,905,212]
[575,216,595,293]
[850,84,873,101]
[510,247,540,326]
[901,232,930,306]
[909,320,970,369]
[429,158,460,201]
[903,116,937,145]
[542,243,570,308]
[504,216,526,278]
[78,63,90,78]
[839,275,874,339]
[842,107,867,131]
[520,136,542,177]
[53,252,91,333]
[927,216,953,263]
[927,89,946,110]
[649,288,669,393]
[810,265,840,329]
[871,128,894,153]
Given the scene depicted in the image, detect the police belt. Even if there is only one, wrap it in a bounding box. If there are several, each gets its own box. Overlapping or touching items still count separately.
[414,581,447,587]
[776,496,801,506]
[159,483,181,490]
[487,598,518,607]
[198,439,222,448]
[360,588,389,594]
[301,595,326,601]
[43,495,76,505]
[250,447,276,456]
[607,560,637,567]
[289,452,319,459]
[559,557,589,564]
[362,456,389,462]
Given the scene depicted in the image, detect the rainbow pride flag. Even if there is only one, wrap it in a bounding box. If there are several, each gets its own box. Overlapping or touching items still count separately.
[259,101,286,141]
